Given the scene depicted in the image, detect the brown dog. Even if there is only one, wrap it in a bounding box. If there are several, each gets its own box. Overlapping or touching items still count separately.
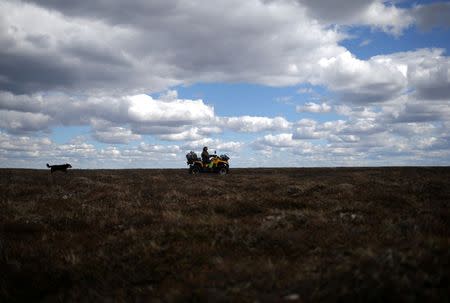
[46,163,72,173]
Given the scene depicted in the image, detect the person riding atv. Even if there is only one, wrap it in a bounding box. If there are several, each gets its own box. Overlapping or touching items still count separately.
[201,146,214,167]
[186,148,230,175]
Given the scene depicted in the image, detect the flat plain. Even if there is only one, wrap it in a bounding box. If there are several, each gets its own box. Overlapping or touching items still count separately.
[1,167,449,302]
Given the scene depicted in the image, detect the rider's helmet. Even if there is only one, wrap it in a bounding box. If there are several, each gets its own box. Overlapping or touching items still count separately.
[203,146,208,151]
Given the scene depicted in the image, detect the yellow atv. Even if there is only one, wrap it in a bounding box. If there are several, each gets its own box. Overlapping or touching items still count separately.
[186,151,230,175]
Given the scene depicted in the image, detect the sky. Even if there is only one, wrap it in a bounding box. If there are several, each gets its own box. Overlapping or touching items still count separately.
[0,0,449,168]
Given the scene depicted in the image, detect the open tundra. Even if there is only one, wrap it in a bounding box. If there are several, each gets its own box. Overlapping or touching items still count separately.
[0,168,449,302]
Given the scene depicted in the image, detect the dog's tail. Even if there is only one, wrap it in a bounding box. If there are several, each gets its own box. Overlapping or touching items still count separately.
[46,163,51,168]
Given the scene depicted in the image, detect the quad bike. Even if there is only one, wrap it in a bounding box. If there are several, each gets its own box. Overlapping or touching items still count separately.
[186,151,230,175]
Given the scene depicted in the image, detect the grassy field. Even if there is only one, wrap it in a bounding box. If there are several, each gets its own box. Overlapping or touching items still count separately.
[0,167,449,302]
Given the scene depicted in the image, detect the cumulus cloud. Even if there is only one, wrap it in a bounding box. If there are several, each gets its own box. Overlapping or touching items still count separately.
[219,116,291,132]
[297,88,313,94]
[254,133,298,148]
[0,1,447,106]
[215,141,243,152]
[0,132,51,153]
[383,98,450,124]
[0,90,217,138]
[296,102,332,113]
[138,143,180,155]
[293,119,348,139]
[0,89,297,142]
[0,0,449,167]
[1,0,345,94]
[358,1,414,35]
[0,132,95,165]
[313,51,408,103]
[289,94,449,161]
[292,119,322,139]
[127,94,214,124]
[308,48,450,106]
[376,48,450,101]
[299,0,414,35]
[89,119,140,144]
[182,138,243,153]
[412,2,450,30]
[158,128,203,141]
[0,110,52,133]
[0,131,192,168]
[251,133,319,160]
[1,0,447,100]
[0,0,148,94]
[92,127,141,144]
[252,118,450,166]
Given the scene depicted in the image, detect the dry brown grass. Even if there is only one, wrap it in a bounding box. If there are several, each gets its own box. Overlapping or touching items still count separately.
[0,167,449,302]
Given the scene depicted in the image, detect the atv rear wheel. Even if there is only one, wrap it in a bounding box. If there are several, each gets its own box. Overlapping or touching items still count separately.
[191,166,201,175]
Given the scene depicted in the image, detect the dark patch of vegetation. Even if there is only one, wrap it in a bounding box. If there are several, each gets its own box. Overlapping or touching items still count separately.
[0,167,449,302]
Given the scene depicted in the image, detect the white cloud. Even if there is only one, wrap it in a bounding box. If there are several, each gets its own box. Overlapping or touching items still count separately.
[275,96,293,104]
[300,0,413,35]
[0,0,449,167]
[55,139,97,159]
[0,1,447,109]
[0,91,219,139]
[296,102,331,113]
[0,132,51,153]
[391,122,437,137]
[216,141,243,152]
[292,119,340,139]
[376,48,450,100]
[255,133,297,148]
[386,98,450,124]
[0,90,298,143]
[158,128,203,141]
[297,87,313,94]
[0,0,344,94]
[99,146,122,159]
[359,1,413,35]
[92,127,141,144]
[359,39,371,47]
[328,134,360,143]
[0,132,97,166]
[251,133,319,159]
[335,105,378,119]
[90,118,141,144]
[181,138,242,153]
[220,116,291,132]
[127,94,214,124]
[0,0,446,103]
[293,126,322,139]
[0,110,52,133]
[0,131,186,168]
[314,51,408,103]
[138,143,180,154]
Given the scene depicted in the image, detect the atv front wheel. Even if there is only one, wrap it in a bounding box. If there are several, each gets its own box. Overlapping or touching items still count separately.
[218,167,228,175]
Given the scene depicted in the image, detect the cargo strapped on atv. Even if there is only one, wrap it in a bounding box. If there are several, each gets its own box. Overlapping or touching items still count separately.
[219,154,229,161]
[186,151,199,164]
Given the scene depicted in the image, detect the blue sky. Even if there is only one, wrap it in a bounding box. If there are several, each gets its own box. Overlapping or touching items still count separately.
[0,0,449,168]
